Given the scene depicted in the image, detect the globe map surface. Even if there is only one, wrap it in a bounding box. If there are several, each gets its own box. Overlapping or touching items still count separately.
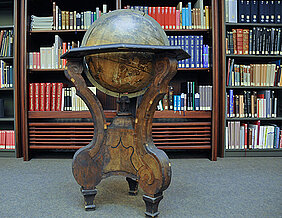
[81,9,169,98]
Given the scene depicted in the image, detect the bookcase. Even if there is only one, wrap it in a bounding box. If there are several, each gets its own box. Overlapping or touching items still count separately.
[0,0,20,157]
[219,0,282,157]
[20,0,220,161]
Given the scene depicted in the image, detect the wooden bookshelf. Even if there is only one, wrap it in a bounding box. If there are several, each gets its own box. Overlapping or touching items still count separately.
[219,0,282,157]
[0,0,20,157]
[20,0,220,161]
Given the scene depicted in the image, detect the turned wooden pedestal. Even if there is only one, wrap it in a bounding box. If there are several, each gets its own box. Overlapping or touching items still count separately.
[65,57,177,217]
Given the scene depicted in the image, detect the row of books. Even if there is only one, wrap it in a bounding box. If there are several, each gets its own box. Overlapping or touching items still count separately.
[158,84,212,111]
[0,130,15,150]
[168,35,209,69]
[0,30,13,57]
[125,1,212,30]
[226,28,282,55]
[226,121,282,150]
[227,90,278,118]
[0,61,13,88]
[62,87,96,111]
[226,0,281,24]
[51,2,108,31]
[29,83,96,112]
[227,59,282,87]
[28,35,79,69]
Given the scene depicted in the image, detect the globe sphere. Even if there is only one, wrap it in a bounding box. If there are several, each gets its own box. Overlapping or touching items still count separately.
[81,9,169,98]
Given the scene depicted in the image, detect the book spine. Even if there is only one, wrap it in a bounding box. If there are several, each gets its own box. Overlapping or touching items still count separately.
[51,83,57,111]
[29,83,34,111]
[229,89,234,117]
[56,83,63,111]
[34,83,40,111]
[45,83,51,111]
[39,83,46,111]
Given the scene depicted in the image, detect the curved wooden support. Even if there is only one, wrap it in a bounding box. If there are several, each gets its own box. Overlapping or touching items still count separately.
[134,57,178,196]
[65,60,107,189]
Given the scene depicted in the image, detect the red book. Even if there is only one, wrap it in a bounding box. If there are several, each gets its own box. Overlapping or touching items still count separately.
[45,83,51,111]
[62,42,67,68]
[176,9,180,29]
[168,7,172,29]
[236,29,243,55]
[172,7,176,29]
[280,130,282,148]
[40,83,46,111]
[0,130,5,149]
[161,7,165,29]
[56,83,63,111]
[255,120,261,147]
[5,131,11,149]
[164,6,169,30]
[156,7,161,25]
[152,7,156,22]
[12,131,15,149]
[232,29,237,55]
[148,7,152,19]
[29,83,35,111]
[51,83,57,111]
[34,83,40,111]
[244,123,248,149]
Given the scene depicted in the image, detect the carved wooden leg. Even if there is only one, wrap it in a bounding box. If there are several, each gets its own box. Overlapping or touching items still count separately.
[143,192,163,217]
[81,187,98,211]
[126,177,138,196]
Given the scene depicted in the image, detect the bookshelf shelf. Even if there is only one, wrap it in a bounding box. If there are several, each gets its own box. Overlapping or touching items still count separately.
[29,29,86,34]
[226,117,282,121]
[226,55,282,58]
[0,57,13,60]
[28,110,212,119]
[29,29,211,34]
[225,149,282,157]
[0,25,14,29]
[226,86,282,90]
[225,23,282,27]
[178,68,210,71]
[0,88,14,91]
[0,118,15,122]
[28,69,65,72]
[28,68,211,73]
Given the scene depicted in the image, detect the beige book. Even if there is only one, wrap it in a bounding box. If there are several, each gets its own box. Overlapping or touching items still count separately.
[205,6,209,29]
[266,64,270,86]
[270,64,276,86]
[263,64,267,86]
[66,11,69,30]
[62,11,65,30]
[177,2,183,29]
[250,64,254,86]
[74,11,77,30]
[239,95,244,118]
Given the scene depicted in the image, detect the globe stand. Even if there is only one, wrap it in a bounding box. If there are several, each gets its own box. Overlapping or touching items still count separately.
[64,55,178,217]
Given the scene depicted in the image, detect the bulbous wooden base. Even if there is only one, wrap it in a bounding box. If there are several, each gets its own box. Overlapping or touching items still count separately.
[65,57,177,217]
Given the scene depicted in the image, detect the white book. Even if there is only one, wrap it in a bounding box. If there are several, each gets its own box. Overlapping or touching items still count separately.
[103,4,107,14]
[54,35,63,69]
[40,47,46,69]
[71,87,76,111]
[240,126,245,149]
[226,126,229,150]
[267,126,275,149]
[46,47,52,69]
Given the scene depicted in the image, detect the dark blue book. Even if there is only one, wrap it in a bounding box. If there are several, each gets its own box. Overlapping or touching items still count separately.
[245,0,251,22]
[270,1,275,23]
[187,82,190,110]
[185,36,189,68]
[229,89,234,117]
[181,36,185,68]
[195,36,200,68]
[249,29,253,54]
[275,1,281,23]
[190,36,195,68]
[251,0,259,23]
[265,1,270,23]
[177,95,181,111]
[259,1,265,23]
[200,35,203,68]
[194,93,200,110]
[188,36,192,68]
[238,0,246,23]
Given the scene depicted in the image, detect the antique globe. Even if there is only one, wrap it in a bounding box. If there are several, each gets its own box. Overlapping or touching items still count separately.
[81,9,169,98]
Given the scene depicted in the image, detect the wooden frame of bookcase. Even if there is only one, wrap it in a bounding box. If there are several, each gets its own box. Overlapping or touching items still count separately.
[0,0,20,157]
[219,0,282,157]
[19,0,220,161]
